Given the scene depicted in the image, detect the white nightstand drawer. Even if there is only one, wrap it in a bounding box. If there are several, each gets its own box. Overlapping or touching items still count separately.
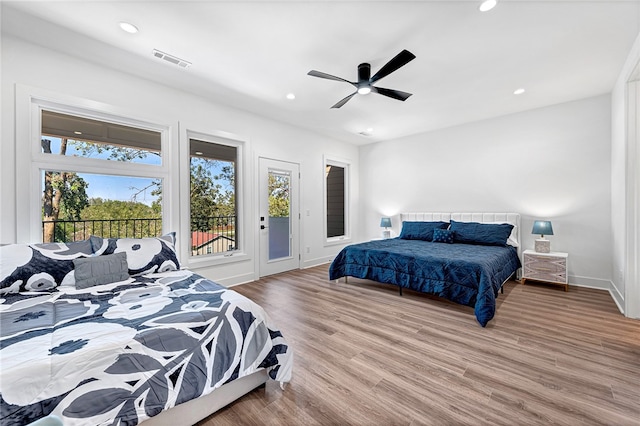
[525,254,566,271]
[522,249,569,291]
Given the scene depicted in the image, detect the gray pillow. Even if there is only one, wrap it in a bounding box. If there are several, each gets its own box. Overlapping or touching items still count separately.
[73,252,130,289]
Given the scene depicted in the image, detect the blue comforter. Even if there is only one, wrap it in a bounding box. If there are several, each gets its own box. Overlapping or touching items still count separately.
[329,239,521,326]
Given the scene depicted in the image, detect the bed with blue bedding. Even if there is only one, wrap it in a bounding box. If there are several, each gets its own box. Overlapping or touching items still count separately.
[0,235,292,426]
[329,213,522,327]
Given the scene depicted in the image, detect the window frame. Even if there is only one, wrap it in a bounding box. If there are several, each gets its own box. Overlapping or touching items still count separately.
[181,129,248,268]
[15,85,176,243]
[323,156,351,246]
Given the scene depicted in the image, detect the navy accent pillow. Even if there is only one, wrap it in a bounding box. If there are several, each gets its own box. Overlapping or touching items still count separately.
[449,220,514,246]
[432,228,455,244]
[399,221,449,242]
[73,252,130,289]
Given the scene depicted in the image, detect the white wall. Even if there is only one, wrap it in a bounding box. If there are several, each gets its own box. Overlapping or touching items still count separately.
[0,35,359,284]
[360,95,613,289]
[611,30,640,318]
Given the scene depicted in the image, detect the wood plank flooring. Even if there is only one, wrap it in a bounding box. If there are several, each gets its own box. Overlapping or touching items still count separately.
[198,264,640,425]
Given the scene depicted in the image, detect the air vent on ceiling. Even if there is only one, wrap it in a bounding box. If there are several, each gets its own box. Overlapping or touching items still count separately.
[152,49,191,68]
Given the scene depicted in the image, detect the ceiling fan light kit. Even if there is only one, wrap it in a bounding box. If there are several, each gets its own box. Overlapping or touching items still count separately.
[308,49,416,108]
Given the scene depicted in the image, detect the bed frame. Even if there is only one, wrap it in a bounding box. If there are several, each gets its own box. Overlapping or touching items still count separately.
[142,369,268,425]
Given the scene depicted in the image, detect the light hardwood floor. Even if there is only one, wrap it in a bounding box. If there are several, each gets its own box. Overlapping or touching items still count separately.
[198,264,640,425]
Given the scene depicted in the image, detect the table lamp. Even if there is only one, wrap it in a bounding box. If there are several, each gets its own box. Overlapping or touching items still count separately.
[380,217,392,239]
[532,220,553,253]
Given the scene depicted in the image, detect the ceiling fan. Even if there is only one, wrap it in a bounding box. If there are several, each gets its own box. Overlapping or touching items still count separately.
[307,49,416,109]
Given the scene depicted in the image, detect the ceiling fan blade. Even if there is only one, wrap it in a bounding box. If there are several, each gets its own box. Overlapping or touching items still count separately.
[371,87,413,101]
[331,92,357,109]
[370,49,416,84]
[308,70,355,86]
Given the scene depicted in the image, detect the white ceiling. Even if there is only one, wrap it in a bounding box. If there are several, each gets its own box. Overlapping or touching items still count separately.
[3,0,640,145]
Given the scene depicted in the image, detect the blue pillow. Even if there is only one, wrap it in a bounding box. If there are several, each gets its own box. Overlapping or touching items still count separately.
[432,228,455,244]
[399,221,449,241]
[449,220,514,246]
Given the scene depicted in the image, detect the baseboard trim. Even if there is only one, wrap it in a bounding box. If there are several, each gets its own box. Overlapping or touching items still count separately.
[214,272,256,288]
[568,275,610,290]
[609,280,625,315]
[302,255,333,269]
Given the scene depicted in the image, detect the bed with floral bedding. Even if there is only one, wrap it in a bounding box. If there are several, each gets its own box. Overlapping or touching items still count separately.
[0,234,292,426]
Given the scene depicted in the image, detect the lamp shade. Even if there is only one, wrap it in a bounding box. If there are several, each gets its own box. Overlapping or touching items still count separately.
[532,220,553,237]
[380,217,392,228]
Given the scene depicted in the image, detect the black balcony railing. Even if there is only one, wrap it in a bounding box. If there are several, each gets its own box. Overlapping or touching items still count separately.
[190,215,237,255]
[42,215,238,255]
[43,218,163,243]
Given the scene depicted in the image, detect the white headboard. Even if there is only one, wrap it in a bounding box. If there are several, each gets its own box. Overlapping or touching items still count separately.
[399,212,521,252]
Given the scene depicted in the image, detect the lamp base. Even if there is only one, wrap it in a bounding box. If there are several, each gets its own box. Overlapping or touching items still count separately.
[382,230,391,239]
[535,238,550,253]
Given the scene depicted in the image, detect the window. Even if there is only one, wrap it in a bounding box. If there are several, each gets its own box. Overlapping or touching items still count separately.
[189,138,238,257]
[41,171,162,242]
[325,158,350,243]
[28,105,169,243]
[268,169,292,260]
[41,110,161,165]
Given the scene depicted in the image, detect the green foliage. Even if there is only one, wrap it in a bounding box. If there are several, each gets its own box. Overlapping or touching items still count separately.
[189,157,236,231]
[52,172,90,220]
[71,140,154,162]
[190,160,221,231]
[83,198,159,219]
[216,164,235,188]
[81,199,161,238]
[268,174,290,217]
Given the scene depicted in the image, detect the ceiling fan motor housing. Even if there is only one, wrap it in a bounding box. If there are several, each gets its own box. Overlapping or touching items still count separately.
[358,63,371,82]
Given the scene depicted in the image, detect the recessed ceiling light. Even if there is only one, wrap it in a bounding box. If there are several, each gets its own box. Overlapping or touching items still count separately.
[366,128,374,133]
[286,93,296,100]
[514,88,525,95]
[119,22,139,34]
[195,151,203,155]
[479,0,497,12]
[74,131,82,135]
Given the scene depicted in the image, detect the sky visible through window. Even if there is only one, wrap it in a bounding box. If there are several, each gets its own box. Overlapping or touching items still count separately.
[44,137,162,205]
[43,137,230,207]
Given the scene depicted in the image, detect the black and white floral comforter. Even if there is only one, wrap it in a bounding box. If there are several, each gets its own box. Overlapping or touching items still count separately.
[0,270,292,425]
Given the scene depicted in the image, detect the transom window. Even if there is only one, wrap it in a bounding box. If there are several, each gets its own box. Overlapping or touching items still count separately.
[41,110,161,165]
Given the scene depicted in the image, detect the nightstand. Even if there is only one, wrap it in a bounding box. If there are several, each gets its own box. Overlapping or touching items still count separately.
[522,249,568,291]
